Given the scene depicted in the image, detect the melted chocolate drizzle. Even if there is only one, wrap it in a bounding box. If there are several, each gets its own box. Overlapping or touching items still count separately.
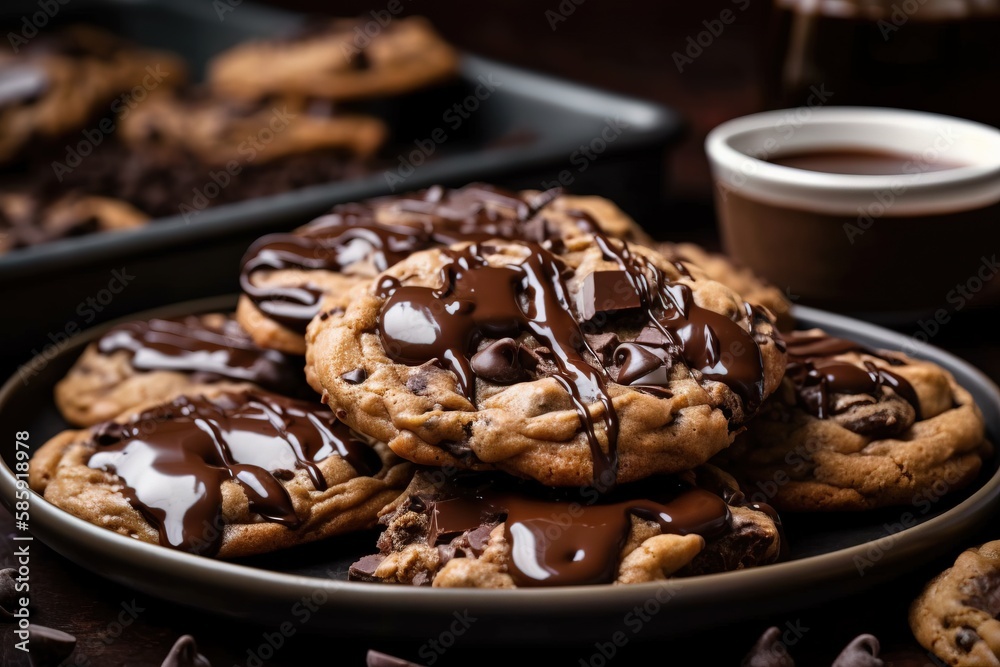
[238,185,575,333]
[374,234,770,485]
[97,316,303,395]
[87,391,381,555]
[783,330,921,419]
[421,476,730,587]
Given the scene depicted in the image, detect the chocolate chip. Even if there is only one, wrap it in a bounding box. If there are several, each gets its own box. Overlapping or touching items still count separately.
[335,408,348,420]
[411,571,431,586]
[349,554,386,582]
[0,568,17,620]
[470,338,530,384]
[466,524,494,556]
[956,627,980,652]
[161,635,212,667]
[93,422,126,446]
[341,369,367,384]
[613,343,670,386]
[741,626,794,667]
[576,270,642,322]
[831,634,881,667]
[366,650,426,667]
[585,332,621,364]
[28,625,77,667]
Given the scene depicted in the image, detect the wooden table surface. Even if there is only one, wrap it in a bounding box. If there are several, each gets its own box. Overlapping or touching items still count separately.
[3,1,999,665]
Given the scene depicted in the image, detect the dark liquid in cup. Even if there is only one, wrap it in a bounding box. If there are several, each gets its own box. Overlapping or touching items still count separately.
[768,149,961,175]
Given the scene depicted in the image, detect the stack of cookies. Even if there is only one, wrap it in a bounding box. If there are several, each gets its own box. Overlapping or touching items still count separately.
[30,184,990,591]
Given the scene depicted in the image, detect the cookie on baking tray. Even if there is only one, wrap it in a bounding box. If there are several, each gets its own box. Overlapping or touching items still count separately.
[208,16,458,102]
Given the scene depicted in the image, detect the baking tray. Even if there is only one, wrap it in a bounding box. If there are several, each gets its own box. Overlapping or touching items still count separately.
[0,0,682,375]
[1,298,997,642]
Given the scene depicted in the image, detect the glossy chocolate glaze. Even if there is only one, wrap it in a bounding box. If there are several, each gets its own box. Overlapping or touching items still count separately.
[420,475,730,587]
[783,330,921,419]
[374,235,770,484]
[238,184,578,333]
[87,391,381,555]
[97,316,304,395]
[0,63,48,108]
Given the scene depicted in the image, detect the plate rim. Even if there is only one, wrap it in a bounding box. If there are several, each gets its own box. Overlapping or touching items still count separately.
[2,297,998,619]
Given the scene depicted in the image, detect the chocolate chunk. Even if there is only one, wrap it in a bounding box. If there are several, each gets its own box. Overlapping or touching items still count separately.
[741,627,795,667]
[585,332,620,364]
[465,524,494,556]
[831,634,882,667]
[634,323,671,346]
[470,338,530,384]
[28,625,77,667]
[341,368,367,384]
[427,498,486,546]
[576,270,642,322]
[0,568,16,620]
[366,651,425,667]
[955,627,980,652]
[0,64,49,107]
[613,343,670,386]
[349,554,386,582]
[161,635,212,667]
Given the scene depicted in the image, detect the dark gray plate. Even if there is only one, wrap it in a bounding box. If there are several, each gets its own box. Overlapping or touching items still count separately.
[1,297,997,641]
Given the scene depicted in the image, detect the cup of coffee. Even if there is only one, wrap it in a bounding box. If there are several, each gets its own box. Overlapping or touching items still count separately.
[705,107,1000,318]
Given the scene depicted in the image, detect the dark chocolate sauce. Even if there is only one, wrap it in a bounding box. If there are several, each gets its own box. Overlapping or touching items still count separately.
[97,316,303,395]
[0,63,48,108]
[376,243,619,480]
[87,391,381,555]
[783,330,921,419]
[768,149,960,175]
[238,185,573,333]
[375,233,771,484]
[422,477,729,587]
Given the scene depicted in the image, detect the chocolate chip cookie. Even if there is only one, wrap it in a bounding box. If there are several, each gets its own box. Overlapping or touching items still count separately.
[120,91,387,167]
[31,389,411,558]
[55,314,307,427]
[208,17,458,102]
[307,234,786,487]
[718,329,989,511]
[0,25,185,164]
[349,465,781,587]
[0,191,147,253]
[910,540,1000,667]
[238,184,651,355]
